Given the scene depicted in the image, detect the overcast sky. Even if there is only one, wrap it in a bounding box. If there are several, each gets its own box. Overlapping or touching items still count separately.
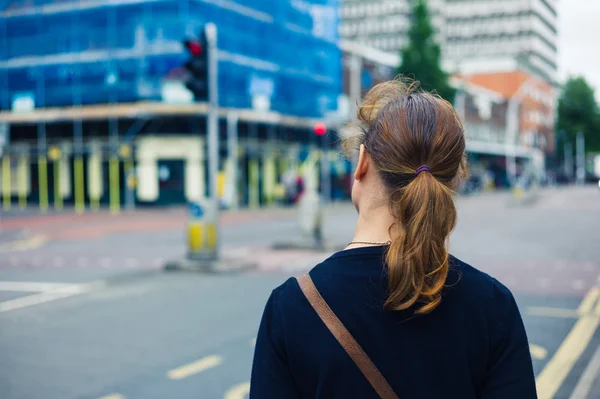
[558,0,600,101]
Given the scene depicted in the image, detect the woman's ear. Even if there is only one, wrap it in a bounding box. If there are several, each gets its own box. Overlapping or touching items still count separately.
[354,144,369,181]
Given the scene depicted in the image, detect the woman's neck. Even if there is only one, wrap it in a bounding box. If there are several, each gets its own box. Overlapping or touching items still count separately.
[348,204,396,248]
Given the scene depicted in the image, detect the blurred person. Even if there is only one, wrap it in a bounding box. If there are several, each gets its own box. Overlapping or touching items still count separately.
[250,79,536,399]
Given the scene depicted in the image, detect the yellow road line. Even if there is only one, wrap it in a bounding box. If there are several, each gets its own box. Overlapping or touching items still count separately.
[530,344,548,360]
[224,382,251,399]
[536,286,600,399]
[526,306,580,319]
[97,394,125,399]
[578,286,600,313]
[167,355,223,380]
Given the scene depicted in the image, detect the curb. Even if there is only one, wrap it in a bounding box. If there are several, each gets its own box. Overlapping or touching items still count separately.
[164,257,257,274]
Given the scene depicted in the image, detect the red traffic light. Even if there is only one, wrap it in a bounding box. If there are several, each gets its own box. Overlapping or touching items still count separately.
[184,40,203,56]
[314,122,327,136]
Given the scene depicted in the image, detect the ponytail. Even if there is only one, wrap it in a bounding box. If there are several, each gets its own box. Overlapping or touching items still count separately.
[349,78,466,314]
[384,170,458,314]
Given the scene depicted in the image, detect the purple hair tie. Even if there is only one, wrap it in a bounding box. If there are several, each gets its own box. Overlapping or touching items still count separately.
[415,165,431,176]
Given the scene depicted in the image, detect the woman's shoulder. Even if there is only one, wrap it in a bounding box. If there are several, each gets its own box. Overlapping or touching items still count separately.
[448,255,519,314]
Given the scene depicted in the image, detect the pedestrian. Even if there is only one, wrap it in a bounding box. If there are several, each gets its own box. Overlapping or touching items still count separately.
[250,79,537,399]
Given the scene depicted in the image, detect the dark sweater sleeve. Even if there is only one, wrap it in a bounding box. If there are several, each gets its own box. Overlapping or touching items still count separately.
[480,281,537,399]
[250,288,299,399]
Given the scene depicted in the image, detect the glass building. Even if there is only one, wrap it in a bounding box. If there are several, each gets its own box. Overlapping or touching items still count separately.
[0,0,341,118]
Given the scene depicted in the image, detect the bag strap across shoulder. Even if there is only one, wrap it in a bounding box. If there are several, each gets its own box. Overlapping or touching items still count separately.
[296,274,399,399]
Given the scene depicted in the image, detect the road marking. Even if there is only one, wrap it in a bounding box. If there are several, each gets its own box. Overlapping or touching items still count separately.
[538,278,550,288]
[224,382,250,399]
[526,307,580,319]
[536,286,600,399]
[569,345,600,399]
[100,257,112,268]
[0,281,106,313]
[530,344,548,360]
[125,258,138,268]
[52,257,65,268]
[97,394,125,399]
[167,355,222,380]
[0,281,70,292]
[0,234,48,252]
[578,287,600,313]
[571,280,585,291]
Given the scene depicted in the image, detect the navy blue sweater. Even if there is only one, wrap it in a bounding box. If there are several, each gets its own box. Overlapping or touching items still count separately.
[250,246,537,399]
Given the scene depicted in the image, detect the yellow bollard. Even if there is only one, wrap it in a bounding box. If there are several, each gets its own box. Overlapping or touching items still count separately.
[207,222,217,250]
[109,155,120,214]
[18,156,27,209]
[188,222,204,252]
[74,156,85,214]
[2,155,10,210]
[38,156,49,213]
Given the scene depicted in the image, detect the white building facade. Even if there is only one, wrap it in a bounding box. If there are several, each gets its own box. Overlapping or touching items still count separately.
[339,0,558,84]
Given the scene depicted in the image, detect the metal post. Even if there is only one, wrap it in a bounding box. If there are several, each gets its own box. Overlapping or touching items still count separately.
[205,23,220,259]
[565,141,573,182]
[349,54,362,121]
[505,98,520,187]
[576,131,585,185]
[320,133,331,203]
[227,112,239,210]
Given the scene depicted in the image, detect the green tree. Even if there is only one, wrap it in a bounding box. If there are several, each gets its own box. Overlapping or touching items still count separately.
[557,76,600,152]
[397,0,455,102]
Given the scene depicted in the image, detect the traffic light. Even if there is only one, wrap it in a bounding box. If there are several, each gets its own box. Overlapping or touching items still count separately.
[314,122,327,136]
[183,31,208,101]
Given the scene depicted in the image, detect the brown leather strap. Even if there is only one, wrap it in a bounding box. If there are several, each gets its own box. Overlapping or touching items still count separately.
[296,275,399,399]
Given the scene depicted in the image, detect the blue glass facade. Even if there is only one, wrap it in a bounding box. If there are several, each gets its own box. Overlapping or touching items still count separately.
[0,0,341,118]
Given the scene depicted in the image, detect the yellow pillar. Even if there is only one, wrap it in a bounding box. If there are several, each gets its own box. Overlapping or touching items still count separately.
[109,156,120,214]
[2,155,10,210]
[38,156,49,213]
[53,158,62,210]
[18,156,27,209]
[249,158,259,209]
[262,154,275,206]
[74,156,85,214]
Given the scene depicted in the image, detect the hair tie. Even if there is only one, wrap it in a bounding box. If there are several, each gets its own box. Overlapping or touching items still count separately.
[415,165,431,176]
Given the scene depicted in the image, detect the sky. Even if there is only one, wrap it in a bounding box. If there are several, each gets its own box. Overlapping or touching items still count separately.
[558,0,600,101]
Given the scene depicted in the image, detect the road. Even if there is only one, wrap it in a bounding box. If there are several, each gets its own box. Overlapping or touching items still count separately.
[1,186,600,399]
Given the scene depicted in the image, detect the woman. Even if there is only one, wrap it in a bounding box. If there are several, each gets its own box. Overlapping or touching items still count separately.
[250,80,537,398]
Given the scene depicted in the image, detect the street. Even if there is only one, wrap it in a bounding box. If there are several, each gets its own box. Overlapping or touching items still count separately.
[1,187,600,399]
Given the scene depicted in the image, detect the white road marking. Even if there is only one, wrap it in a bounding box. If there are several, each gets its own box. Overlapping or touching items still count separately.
[538,278,551,288]
[569,345,600,399]
[100,257,112,268]
[224,382,250,399]
[530,344,548,360]
[125,258,138,268]
[0,281,70,292]
[77,257,89,267]
[97,394,125,399]
[52,257,65,268]
[0,281,106,313]
[167,355,223,380]
[571,280,585,291]
[554,261,566,271]
[152,258,164,267]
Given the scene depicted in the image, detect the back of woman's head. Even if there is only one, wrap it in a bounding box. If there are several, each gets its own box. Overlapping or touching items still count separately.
[352,78,467,314]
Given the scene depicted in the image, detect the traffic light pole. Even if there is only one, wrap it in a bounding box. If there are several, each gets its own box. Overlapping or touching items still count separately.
[205,23,220,259]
